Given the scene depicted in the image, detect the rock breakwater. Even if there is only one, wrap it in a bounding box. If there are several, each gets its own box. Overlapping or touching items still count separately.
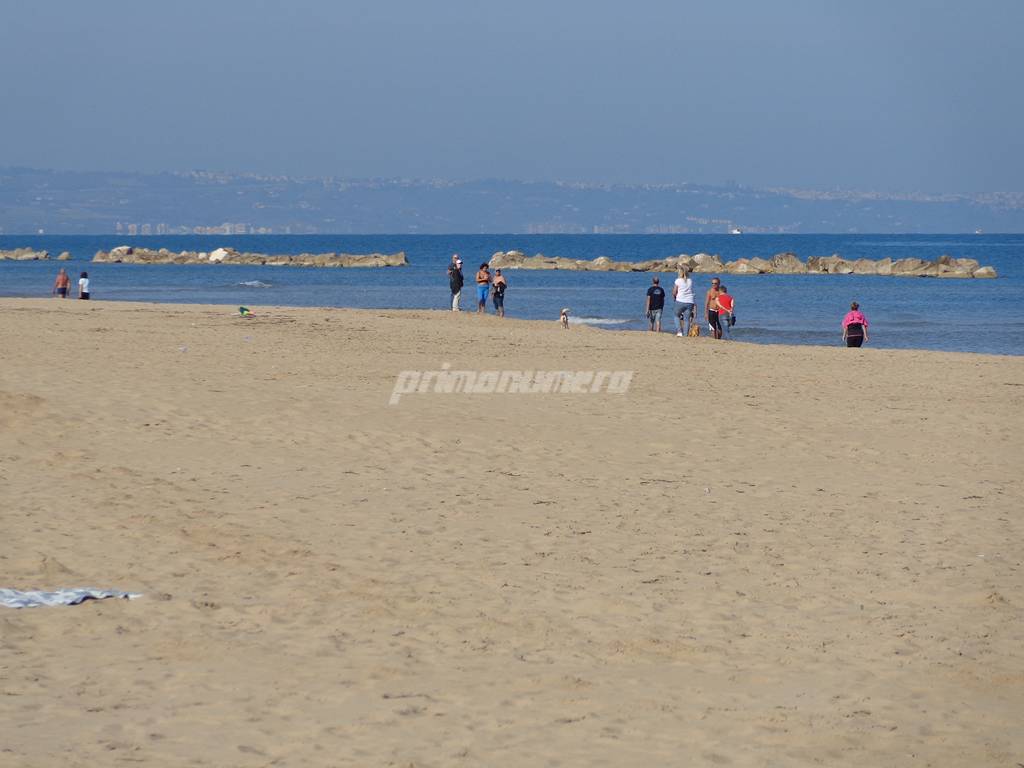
[488,250,996,278]
[92,246,408,267]
[0,249,73,261]
[0,248,50,261]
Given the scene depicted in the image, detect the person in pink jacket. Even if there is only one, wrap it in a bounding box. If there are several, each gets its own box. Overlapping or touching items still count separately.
[842,301,869,347]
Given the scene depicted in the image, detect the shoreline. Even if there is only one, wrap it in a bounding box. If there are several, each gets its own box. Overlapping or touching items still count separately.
[3,296,1020,358]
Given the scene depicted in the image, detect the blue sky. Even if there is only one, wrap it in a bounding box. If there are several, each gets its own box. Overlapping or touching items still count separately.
[2,0,1021,192]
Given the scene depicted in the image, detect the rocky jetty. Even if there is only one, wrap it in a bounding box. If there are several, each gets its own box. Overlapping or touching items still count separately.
[92,246,408,268]
[488,250,996,278]
[0,248,50,261]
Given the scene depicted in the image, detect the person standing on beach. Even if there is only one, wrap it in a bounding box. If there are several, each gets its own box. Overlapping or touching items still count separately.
[475,263,492,314]
[842,301,869,347]
[644,276,666,332]
[78,271,91,300]
[716,285,735,339]
[672,267,695,337]
[52,268,70,298]
[447,255,464,311]
[705,277,722,339]
[492,269,507,318]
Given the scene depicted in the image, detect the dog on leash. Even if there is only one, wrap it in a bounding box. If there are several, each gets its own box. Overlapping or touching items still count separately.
[560,308,570,329]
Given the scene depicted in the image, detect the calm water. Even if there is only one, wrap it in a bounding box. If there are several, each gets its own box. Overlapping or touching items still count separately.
[2,234,1022,355]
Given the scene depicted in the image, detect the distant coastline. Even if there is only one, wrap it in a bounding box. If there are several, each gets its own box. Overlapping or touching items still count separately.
[3,166,1023,235]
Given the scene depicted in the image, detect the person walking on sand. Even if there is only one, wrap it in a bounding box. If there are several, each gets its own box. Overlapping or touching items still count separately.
[716,284,735,340]
[447,254,464,311]
[78,271,91,300]
[705,276,722,339]
[672,266,695,337]
[475,262,492,314]
[842,301,869,347]
[644,276,666,332]
[52,267,70,299]
[492,268,507,318]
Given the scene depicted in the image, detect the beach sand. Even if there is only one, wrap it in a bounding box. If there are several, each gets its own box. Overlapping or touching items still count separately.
[2,298,1022,767]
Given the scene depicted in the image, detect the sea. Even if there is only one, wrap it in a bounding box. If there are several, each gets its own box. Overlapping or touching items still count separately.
[2,234,1022,356]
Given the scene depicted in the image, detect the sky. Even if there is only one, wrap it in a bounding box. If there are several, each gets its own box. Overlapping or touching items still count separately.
[2,0,1022,193]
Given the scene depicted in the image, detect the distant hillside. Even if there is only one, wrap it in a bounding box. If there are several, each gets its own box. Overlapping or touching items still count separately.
[1,166,1022,234]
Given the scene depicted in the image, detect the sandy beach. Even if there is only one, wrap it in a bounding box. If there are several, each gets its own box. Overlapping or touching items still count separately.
[1,297,1022,767]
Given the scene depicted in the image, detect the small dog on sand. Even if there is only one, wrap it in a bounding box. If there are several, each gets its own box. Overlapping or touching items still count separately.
[560,308,570,329]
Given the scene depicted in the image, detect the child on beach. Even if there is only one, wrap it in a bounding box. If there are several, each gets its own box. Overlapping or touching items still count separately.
[78,272,91,300]
[716,285,735,339]
[492,269,507,317]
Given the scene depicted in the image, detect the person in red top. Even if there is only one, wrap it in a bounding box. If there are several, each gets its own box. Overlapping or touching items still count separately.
[716,285,735,340]
[841,301,869,347]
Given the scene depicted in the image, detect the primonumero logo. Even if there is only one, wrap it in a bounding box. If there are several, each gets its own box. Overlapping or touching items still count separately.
[389,363,633,405]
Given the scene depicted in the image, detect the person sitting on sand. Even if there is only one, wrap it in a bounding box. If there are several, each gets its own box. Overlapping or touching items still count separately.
[492,269,507,318]
[475,263,492,314]
[644,276,666,332]
[716,285,735,340]
[52,268,70,299]
[842,301,869,347]
[705,277,722,339]
[78,271,91,300]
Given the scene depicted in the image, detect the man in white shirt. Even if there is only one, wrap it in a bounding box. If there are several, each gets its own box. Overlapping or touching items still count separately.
[672,268,695,336]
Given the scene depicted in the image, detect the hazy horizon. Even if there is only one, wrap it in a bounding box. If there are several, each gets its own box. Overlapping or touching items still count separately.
[6,163,1024,200]
[3,1,1023,194]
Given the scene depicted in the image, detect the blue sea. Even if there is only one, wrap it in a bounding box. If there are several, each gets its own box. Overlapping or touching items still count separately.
[2,234,1022,355]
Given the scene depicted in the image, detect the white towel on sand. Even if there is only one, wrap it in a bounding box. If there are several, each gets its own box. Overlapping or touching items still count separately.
[0,588,141,609]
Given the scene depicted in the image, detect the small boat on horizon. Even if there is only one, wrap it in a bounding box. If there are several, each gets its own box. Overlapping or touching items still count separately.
[729,227,742,235]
